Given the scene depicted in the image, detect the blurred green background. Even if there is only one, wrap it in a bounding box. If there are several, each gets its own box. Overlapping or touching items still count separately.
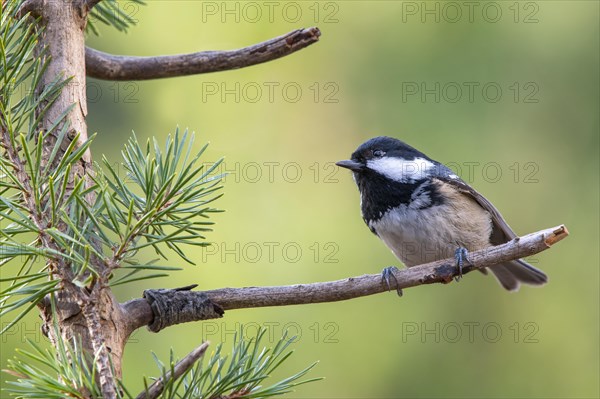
[2,1,599,398]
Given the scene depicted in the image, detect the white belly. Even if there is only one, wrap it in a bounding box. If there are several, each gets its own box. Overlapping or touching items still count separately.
[369,202,492,267]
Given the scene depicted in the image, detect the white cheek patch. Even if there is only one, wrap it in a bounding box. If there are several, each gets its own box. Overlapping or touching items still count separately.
[366,157,435,183]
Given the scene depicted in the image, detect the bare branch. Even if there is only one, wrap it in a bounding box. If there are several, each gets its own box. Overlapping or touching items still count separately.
[135,342,210,399]
[85,27,321,80]
[123,225,568,334]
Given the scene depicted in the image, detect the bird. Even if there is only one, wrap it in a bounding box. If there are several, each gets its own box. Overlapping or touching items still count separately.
[336,136,547,291]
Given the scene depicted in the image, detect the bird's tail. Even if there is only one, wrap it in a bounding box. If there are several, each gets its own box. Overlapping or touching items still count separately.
[488,259,548,291]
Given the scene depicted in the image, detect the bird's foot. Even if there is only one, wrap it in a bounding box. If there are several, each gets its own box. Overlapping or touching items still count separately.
[453,247,472,282]
[381,266,403,296]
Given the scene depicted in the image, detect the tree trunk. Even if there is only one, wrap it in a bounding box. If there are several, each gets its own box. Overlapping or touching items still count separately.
[30,1,125,395]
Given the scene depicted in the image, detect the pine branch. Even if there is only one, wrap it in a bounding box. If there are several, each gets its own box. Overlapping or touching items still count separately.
[2,2,129,387]
[135,342,210,399]
[122,225,569,334]
[130,328,320,399]
[4,330,104,398]
[85,0,145,35]
[100,130,224,276]
[85,27,321,81]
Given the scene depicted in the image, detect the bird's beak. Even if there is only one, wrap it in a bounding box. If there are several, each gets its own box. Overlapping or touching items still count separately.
[336,160,364,172]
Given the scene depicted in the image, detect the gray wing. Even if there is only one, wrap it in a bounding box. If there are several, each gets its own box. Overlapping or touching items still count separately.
[434,171,547,290]
[434,172,517,244]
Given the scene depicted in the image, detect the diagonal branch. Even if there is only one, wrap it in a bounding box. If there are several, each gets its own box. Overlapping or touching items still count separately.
[122,225,569,335]
[135,341,210,399]
[86,27,321,81]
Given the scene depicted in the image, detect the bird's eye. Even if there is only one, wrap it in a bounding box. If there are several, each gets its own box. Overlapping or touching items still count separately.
[373,150,385,158]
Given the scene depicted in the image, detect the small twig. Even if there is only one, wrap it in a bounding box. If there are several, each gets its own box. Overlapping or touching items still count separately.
[122,225,568,334]
[0,128,75,281]
[135,342,210,399]
[85,27,321,80]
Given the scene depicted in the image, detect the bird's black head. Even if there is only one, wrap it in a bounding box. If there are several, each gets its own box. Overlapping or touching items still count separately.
[336,136,444,223]
[336,136,434,181]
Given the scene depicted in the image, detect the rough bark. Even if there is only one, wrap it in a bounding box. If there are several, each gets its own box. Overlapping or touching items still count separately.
[29,1,125,397]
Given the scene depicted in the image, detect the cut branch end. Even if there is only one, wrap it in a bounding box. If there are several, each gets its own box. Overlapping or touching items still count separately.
[545,224,569,246]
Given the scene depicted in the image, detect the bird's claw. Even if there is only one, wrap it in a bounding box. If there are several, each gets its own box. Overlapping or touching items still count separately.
[453,247,471,282]
[381,266,403,296]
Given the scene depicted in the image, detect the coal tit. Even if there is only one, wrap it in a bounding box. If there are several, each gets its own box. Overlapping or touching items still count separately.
[336,136,547,291]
